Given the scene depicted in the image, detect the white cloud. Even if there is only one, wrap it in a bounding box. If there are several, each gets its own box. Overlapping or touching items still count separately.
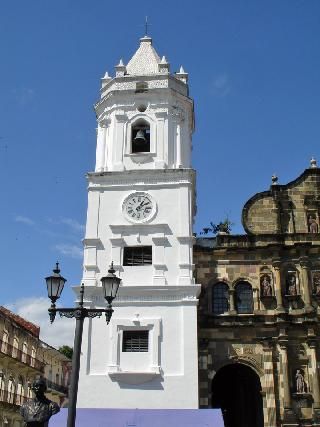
[60,218,85,233]
[212,74,231,97]
[54,244,83,259]
[15,215,35,226]
[6,297,74,348]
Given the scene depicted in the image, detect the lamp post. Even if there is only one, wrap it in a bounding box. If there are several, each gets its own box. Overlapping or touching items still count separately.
[45,262,121,427]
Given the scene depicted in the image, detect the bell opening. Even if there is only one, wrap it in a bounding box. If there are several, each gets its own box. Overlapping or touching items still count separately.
[131,123,150,153]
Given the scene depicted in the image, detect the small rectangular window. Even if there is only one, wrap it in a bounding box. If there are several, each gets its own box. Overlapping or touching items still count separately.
[122,330,149,352]
[123,246,152,266]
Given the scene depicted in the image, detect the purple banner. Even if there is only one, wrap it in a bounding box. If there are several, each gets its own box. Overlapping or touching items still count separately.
[50,408,224,426]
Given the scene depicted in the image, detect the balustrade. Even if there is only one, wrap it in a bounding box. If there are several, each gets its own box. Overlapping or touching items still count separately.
[0,338,44,372]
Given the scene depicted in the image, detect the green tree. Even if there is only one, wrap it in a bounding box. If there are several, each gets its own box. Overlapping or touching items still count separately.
[58,345,73,359]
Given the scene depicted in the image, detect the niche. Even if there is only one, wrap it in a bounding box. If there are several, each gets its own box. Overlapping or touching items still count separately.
[131,120,150,153]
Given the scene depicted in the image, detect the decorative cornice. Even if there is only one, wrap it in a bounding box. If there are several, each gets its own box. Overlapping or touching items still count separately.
[87,169,195,190]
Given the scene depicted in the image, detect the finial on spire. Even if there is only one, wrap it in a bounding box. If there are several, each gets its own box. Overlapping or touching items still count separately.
[101,70,112,90]
[145,16,150,36]
[115,59,126,77]
[176,66,188,84]
[271,174,278,185]
[310,157,317,169]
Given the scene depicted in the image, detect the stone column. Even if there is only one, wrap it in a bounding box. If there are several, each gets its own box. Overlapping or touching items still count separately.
[228,289,236,314]
[278,338,292,411]
[261,341,277,427]
[272,259,284,312]
[307,337,320,410]
[253,287,260,311]
[95,124,106,172]
[300,256,313,312]
[155,111,167,168]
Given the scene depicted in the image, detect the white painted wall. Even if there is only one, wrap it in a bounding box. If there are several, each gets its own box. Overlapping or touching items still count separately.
[77,37,200,409]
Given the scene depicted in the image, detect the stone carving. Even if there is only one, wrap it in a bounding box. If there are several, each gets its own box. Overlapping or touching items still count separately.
[313,272,320,295]
[295,369,307,394]
[308,214,319,233]
[286,273,298,296]
[20,378,60,426]
[260,274,272,296]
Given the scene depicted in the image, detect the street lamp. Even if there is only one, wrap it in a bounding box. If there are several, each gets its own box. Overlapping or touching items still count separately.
[45,262,121,427]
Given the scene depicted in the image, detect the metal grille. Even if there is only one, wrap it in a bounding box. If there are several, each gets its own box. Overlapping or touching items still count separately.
[123,246,152,266]
[122,330,149,352]
[212,282,229,314]
[235,282,253,314]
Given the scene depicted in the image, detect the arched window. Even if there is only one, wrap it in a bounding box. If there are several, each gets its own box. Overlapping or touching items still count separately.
[235,281,253,314]
[22,342,28,363]
[1,330,8,354]
[16,376,24,405]
[30,346,36,367]
[0,373,5,401]
[12,337,19,358]
[212,282,229,314]
[7,377,15,404]
[131,119,150,153]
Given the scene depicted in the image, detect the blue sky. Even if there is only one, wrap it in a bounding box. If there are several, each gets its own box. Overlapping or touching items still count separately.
[1,0,319,346]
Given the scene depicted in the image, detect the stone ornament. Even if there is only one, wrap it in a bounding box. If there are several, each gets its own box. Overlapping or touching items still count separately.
[312,272,320,296]
[308,214,319,233]
[260,274,273,297]
[295,369,307,394]
[286,273,298,296]
[20,378,60,427]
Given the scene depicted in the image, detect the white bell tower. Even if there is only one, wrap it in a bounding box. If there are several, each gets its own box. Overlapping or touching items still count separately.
[77,35,201,409]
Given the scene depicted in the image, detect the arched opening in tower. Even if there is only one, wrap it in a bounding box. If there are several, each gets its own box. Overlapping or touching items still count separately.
[211,363,264,427]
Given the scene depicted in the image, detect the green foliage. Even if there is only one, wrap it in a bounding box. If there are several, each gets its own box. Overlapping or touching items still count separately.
[201,218,234,235]
[58,345,73,359]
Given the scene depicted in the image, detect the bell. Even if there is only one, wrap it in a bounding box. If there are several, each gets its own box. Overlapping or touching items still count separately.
[134,129,146,144]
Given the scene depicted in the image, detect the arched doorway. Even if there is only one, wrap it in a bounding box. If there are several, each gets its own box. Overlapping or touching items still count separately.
[211,363,264,427]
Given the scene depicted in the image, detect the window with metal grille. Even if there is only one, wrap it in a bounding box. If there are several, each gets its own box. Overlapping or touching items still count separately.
[212,282,229,314]
[235,281,253,314]
[122,330,149,352]
[123,246,152,266]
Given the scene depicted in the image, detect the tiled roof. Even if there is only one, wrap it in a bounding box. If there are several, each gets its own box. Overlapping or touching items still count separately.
[0,306,40,338]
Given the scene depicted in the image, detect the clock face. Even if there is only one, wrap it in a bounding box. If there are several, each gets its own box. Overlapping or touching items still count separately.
[123,193,155,223]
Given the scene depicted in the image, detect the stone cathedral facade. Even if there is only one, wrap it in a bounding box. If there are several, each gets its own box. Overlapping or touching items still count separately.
[74,34,320,427]
[195,163,320,427]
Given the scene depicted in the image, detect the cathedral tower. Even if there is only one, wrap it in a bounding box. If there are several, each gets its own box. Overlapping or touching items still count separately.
[77,36,200,409]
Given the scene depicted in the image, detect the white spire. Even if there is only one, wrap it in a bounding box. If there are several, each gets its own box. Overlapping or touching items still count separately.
[126,36,161,75]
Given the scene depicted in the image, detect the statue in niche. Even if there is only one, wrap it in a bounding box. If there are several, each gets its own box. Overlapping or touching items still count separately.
[308,215,319,233]
[286,273,298,296]
[20,378,60,426]
[295,369,306,394]
[260,274,272,296]
[313,272,320,296]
